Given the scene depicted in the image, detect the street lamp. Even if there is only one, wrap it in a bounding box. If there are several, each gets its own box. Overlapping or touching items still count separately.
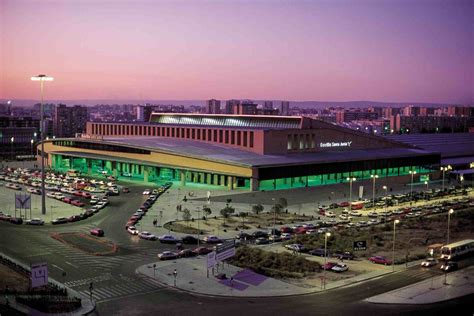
[346,177,356,210]
[382,185,388,216]
[10,137,14,161]
[370,174,379,210]
[409,170,417,204]
[31,74,54,216]
[447,209,454,244]
[323,232,331,289]
[195,208,201,248]
[271,197,276,240]
[30,139,34,157]
[392,219,400,272]
[440,165,452,192]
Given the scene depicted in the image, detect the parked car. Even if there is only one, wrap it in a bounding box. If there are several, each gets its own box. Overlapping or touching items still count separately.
[127,226,139,235]
[71,200,85,207]
[142,189,151,195]
[158,251,178,260]
[252,231,268,238]
[285,244,305,252]
[52,217,68,225]
[203,235,223,244]
[281,233,292,240]
[139,231,157,240]
[309,248,329,257]
[68,215,81,222]
[268,235,282,242]
[255,237,269,245]
[159,234,181,244]
[178,249,196,258]
[332,263,349,272]
[421,258,438,267]
[280,226,293,233]
[368,256,392,265]
[192,247,212,255]
[90,228,104,237]
[325,211,336,218]
[440,261,458,272]
[181,235,199,244]
[333,251,355,260]
[9,217,23,225]
[322,262,338,270]
[25,218,44,225]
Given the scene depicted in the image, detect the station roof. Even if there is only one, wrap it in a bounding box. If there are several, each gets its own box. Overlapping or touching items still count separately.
[82,136,436,168]
[385,133,474,162]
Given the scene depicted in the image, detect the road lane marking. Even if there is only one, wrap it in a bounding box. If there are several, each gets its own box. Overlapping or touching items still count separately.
[65,261,79,268]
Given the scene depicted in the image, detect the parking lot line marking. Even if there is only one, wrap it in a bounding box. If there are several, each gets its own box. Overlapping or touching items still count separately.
[65,261,79,268]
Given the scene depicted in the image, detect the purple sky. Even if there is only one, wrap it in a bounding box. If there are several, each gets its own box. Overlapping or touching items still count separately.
[0,0,472,103]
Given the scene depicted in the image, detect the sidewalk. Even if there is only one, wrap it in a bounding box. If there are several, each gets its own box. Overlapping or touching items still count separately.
[366,265,474,304]
[137,257,474,304]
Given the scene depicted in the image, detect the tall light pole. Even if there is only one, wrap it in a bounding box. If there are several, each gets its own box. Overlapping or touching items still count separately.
[409,170,416,205]
[31,74,54,215]
[271,197,276,239]
[347,177,356,210]
[440,165,452,192]
[195,208,201,248]
[371,174,379,210]
[447,209,454,244]
[424,181,429,191]
[382,185,388,217]
[30,139,34,158]
[392,219,400,272]
[323,232,331,289]
[10,137,14,161]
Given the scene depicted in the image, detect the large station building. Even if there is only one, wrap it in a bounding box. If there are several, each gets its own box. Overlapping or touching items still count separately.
[39,113,440,191]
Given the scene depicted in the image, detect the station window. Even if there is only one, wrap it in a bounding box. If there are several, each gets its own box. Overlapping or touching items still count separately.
[219,130,223,143]
[225,130,229,143]
[237,131,241,145]
[231,131,235,145]
[243,131,248,147]
[213,130,218,142]
[197,129,201,140]
[250,131,254,148]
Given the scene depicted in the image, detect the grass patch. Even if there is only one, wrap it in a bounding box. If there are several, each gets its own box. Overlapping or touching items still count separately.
[164,222,203,234]
[229,246,320,279]
[51,232,117,255]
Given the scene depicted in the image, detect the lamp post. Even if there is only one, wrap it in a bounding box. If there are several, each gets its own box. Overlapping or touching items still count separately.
[323,232,331,289]
[10,137,14,161]
[30,139,34,158]
[371,174,379,210]
[440,165,452,192]
[195,208,201,248]
[271,197,276,239]
[382,185,388,217]
[346,177,356,210]
[31,74,54,216]
[424,181,429,191]
[392,219,400,272]
[409,170,416,205]
[447,209,454,244]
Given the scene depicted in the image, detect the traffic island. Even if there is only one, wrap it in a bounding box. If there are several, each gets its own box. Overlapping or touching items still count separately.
[50,232,118,256]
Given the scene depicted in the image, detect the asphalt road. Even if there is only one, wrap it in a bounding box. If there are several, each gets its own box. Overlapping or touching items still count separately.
[0,182,472,315]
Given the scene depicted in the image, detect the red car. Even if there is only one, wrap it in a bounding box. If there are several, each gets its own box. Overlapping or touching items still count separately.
[294,227,308,234]
[71,200,85,207]
[280,226,293,233]
[63,197,73,204]
[81,192,92,198]
[90,228,104,237]
[369,256,392,265]
[322,262,338,270]
[338,201,350,207]
[73,191,83,197]
[192,247,212,255]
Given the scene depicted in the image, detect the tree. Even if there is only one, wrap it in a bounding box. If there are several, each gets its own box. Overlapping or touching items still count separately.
[239,212,248,228]
[202,206,212,219]
[278,197,288,209]
[220,206,235,226]
[182,208,191,225]
[271,203,283,214]
[252,204,264,215]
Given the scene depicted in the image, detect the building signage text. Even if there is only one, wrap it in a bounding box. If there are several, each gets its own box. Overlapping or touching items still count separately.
[320,141,352,148]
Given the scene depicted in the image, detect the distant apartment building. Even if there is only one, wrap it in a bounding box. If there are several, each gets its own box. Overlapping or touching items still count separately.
[232,100,258,115]
[335,109,379,123]
[391,114,473,133]
[136,105,144,121]
[0,101,12,116]
[280,101,290,116]
[264,101,273,110]
[448,105,474,117]
[225,99,240,114]
[33,103,56,119]
[0,116,40,159]
[207,99,221,114]
[54,104,88,137]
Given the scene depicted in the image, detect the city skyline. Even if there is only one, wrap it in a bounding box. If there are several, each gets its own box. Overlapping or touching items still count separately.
[1,0,473,104]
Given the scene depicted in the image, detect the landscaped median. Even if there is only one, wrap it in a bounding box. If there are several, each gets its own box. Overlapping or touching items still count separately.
[50,232,118,255]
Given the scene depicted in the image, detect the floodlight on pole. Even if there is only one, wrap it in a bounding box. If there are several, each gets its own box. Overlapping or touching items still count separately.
[346,177,356,210]
[370,174,379,210]
[31,74,54,216]
[392,219,400,272]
